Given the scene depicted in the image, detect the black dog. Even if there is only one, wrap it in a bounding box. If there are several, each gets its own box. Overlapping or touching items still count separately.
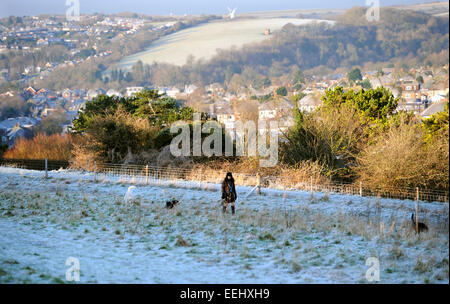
[411,213,428,233]
[166,199,179,209]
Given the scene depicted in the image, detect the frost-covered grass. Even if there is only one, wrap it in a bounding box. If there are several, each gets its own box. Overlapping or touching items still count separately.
[0,167,448,283]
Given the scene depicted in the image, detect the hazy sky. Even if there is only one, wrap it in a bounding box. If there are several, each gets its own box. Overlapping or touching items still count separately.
[0,0,444,17]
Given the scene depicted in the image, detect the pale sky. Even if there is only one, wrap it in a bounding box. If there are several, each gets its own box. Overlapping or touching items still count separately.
[0,0,444,17]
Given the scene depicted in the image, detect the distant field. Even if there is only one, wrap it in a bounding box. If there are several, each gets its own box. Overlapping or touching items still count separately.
[114,18,332,69]
[391,1,449,16]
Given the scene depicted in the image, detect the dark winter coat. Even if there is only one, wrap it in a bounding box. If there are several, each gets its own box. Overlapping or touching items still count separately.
[222,173,237,203]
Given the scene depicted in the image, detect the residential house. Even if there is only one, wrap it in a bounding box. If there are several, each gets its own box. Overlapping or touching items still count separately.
[0,117,40,147]
[125,86,143,97]
[206,83,225,97]
[62,111,79,133]
[30,93,47,105]
[36,88,52,97]
[396,101,423,114]
[23,66,34,75]
[45,62,58,69]
[185,84,198,95]
[421,100,448,118]
[106,89,122,97]
[258,98,295,125]
[72,89,86,99]
[223,92,237,102]
[313,82,329,93]
[0,117,40,130]
[259,102,277,120]
[249,86,275,98]
[206,104,216,119]
[419,88,430,102]
[67,99,86,112]
[401,80,421,102]
[36,38,49,46]
[86,88,104,100]
[215,103,236,130]
[24,86,37,96]
[384,86,401,99]
[0,91,15,98]
[62,88,72,100]
[302,86,315,95]
[427,81,449,102]
[165,87,180,98]
[430,94,447,103]
[41,108,56,117]
[157,87,167,95]
[298,94,322,113]
[369,74,394,88]
[6,125,34,146]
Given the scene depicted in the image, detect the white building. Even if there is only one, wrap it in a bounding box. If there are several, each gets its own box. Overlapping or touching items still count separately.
[430,94,447,103]
[216,105,236,130]
[106,89,122,97]
[185,84,198,95]
[259,104,277,120]
[126,86,144,96]
[166,87,180,98]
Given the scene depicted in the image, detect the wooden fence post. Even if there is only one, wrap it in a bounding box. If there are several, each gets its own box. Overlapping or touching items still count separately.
[256,173,261,195]
[94,161,97,182]
[415,187,419,234]
[310,176,314,196]
[44,159,48,179]
[389,220,396,234]
[359,181,363,197]
[145,165,149,185]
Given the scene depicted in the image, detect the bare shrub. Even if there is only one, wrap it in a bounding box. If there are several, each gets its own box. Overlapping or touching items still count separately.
[175,235,190,247]
[355,120,449,190]
[3,133,78,161]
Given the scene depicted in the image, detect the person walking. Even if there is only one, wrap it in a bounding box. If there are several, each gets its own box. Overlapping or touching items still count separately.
[221,172,237,215]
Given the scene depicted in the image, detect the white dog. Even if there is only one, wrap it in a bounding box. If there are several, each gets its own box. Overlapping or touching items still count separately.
[124,186,137,205]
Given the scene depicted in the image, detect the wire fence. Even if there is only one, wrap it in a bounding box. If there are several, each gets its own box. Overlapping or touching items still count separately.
[0,158,448,203]
[0,158,70,171]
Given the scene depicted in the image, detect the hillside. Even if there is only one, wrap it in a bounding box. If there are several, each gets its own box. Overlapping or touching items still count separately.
[113,18,332,68]
[140,7,449,87]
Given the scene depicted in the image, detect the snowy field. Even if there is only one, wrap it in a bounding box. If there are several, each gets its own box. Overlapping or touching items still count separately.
[0,167,448,284]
